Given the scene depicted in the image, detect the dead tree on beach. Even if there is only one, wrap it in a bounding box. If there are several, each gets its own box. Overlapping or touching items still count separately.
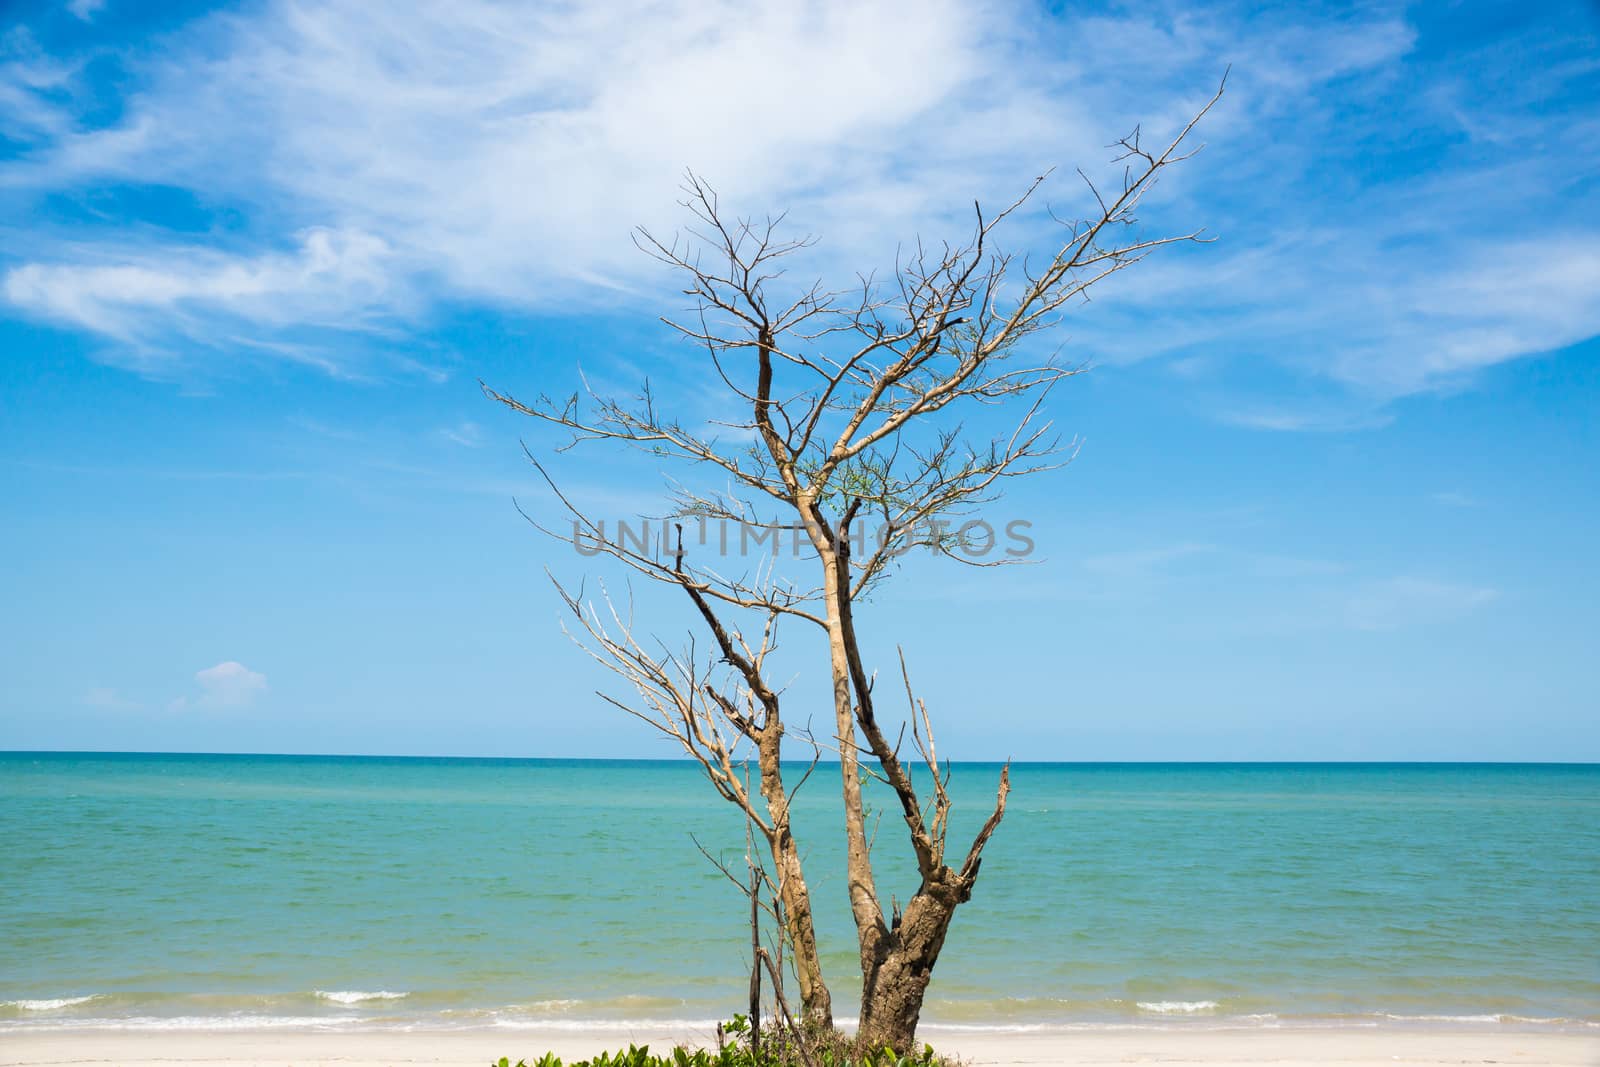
[484,86,1220,1051]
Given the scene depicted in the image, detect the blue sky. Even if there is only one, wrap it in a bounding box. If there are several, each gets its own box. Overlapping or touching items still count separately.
[1,0,1596,760]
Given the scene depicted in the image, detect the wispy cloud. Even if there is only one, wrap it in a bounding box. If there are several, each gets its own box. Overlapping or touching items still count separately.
[1065,533,1496,634]
[67,0,107,22]
[2,0,1038,334]
[2,227,397,372]
[1325,241,1600,396]
[0,0,1595,413]
[437,421,484,448]
[1217,407,1395,433]
[1343,577,1498,632]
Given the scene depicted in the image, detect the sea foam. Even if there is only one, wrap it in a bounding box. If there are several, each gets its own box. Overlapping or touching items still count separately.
[4,997,97,1011]
[1136,1000,1220,1014]
[314,990,408,1005]
[0,1014,369,1032]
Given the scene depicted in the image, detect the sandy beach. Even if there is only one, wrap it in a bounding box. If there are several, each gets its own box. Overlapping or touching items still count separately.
[1,1027,1595,1067]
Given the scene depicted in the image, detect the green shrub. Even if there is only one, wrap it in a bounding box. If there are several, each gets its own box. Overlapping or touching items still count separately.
[493,1022,953,1067]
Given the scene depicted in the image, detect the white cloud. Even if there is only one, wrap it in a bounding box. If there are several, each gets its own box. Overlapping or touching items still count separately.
[1217,407,1394,433]
[175,660,268,710]
[0,33,78,143]
[0,0,1594,410]
[5,0,1037,311]
[3,227,394,349]
[0,3,1371,353]
[437,421,484,447]
[1326,241,1600,396]
[67,0,107,22]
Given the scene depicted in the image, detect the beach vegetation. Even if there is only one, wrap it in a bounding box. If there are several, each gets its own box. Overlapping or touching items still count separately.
[492,1025,954,1067]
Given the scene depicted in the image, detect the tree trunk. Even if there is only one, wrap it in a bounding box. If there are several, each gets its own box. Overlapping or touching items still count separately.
[855,878,964,1051]
[768,829,831,1027]
[756,721,833,1028]
[805,510,893,980]
[808,503,1009,1052]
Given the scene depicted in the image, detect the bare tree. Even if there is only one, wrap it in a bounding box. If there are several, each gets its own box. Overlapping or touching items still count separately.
[485,85,1221,1051]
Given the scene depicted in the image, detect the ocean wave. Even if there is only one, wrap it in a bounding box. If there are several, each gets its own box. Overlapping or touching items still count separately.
[2,993,1593,1035]
[0,1014,370,1032]
[1136,1000,1220,1014]
[490,1017,725,1032]
[4,1012,1594,1036]
[492,999,585,1014]
[314,990,409,1005]
[919,1021,1096,1034]
[3,997,98,1011]
[1376,1013,1599,1028]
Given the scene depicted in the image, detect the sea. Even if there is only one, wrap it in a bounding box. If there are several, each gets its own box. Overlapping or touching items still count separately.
[1,754,1596,1035]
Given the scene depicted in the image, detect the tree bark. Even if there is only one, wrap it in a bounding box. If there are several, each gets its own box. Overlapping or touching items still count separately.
[855,876,967,1050]
[811,502,1010,1051]
[805,506,893,993]
[755,726,833,1029]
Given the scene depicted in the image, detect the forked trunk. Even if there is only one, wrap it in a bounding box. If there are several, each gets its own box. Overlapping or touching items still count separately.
[809,506,1011,1052]
[855,877,965,1051]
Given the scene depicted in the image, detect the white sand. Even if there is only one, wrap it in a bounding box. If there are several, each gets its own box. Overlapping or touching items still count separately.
[0,1027,1595,1067]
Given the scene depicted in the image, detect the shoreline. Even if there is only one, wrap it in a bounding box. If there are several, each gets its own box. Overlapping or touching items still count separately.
[5,1009,1597,1033]
[2,1026,1597,1067]
[5,1017,1598,1034]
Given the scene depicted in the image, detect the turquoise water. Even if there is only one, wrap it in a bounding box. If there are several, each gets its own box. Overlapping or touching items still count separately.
[1,754,1596,1033]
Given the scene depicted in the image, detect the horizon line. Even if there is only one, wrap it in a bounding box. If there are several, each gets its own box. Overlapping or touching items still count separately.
[2,749,1597,767]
